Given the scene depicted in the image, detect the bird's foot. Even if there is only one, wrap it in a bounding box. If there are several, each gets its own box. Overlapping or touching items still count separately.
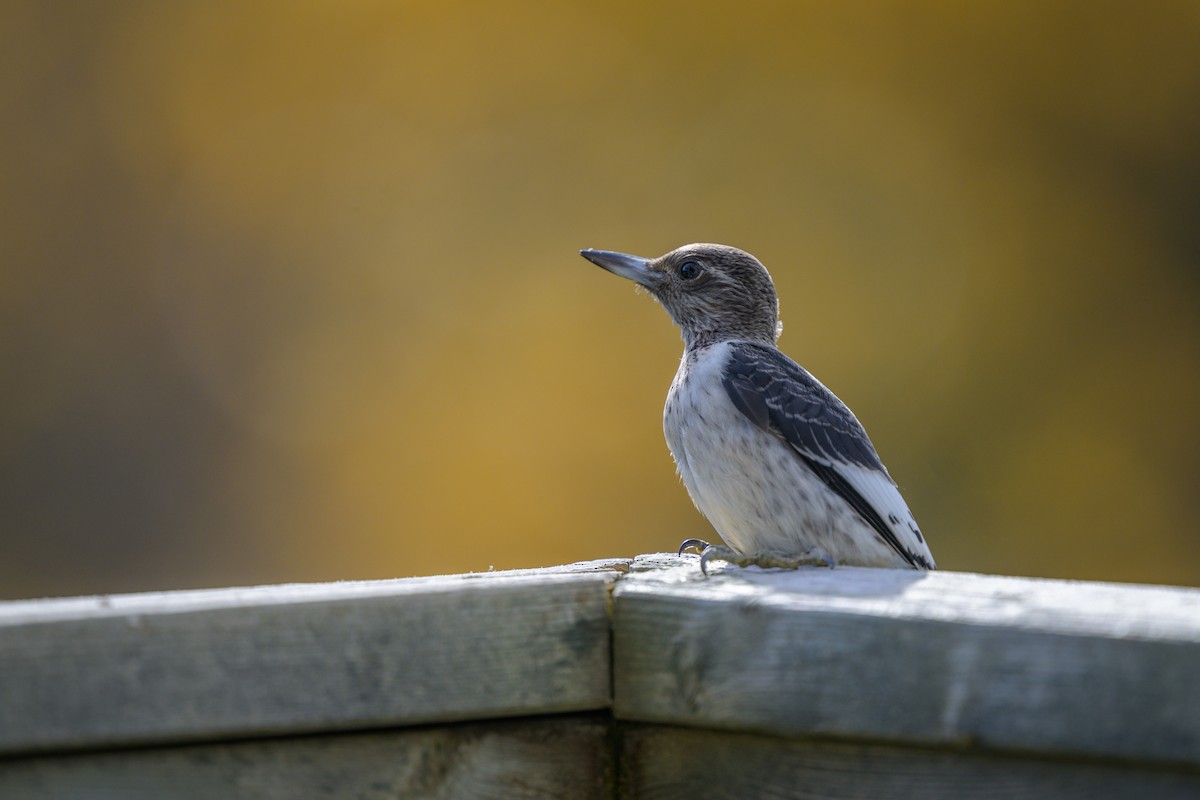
[677,538,712,556]
[696,545,836,576]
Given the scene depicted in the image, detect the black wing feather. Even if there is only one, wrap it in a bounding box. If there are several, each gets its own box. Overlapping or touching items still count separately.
[722,341,885,471]
[721,341,928,569]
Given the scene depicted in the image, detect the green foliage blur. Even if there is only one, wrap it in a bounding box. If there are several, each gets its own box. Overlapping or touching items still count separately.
[3,3,1199,599]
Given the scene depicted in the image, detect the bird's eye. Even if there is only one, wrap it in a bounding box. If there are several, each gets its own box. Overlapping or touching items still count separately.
[678,260,703,281]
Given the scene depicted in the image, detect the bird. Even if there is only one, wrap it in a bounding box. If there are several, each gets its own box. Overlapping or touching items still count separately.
[580,243,935,574]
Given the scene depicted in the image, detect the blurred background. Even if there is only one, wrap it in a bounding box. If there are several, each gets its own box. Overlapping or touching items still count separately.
[3,2,1199,600]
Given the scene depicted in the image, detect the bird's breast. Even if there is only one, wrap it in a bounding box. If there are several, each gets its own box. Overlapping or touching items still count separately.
[663,343,770,550]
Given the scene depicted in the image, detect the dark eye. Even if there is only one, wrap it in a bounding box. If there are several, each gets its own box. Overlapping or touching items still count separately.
[678,260,703,281]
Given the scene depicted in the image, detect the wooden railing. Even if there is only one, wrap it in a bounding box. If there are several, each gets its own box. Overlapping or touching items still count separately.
[2,554,1199,798]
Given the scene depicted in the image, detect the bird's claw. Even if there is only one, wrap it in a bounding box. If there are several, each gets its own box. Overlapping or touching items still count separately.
[698,544,738,576]
[677,538,711,556]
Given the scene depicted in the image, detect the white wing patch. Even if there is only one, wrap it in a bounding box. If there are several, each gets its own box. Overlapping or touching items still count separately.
[835,461,936,569]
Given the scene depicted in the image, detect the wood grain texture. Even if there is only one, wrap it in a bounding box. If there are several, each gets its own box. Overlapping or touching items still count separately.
[619,724,1200,800]
[0,717,611,800]
[613,554,1200,767]
[0,559,627,755]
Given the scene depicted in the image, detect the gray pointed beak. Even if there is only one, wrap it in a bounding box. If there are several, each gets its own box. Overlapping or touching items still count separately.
[580,248,660,289]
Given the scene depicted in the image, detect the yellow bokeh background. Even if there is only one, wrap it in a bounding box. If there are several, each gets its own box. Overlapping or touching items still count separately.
[3,3,1199,598]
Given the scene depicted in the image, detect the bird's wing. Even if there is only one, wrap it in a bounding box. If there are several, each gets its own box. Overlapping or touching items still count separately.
[721,341,935,570]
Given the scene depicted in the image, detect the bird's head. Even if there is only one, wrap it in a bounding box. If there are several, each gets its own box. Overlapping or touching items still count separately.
[581,243,782,350]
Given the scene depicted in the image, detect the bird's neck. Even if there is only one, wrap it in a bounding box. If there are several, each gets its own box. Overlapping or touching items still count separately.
[683,328,776,352]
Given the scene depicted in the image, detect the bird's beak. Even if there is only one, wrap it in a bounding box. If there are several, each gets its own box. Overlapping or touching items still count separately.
[580,249,660,289]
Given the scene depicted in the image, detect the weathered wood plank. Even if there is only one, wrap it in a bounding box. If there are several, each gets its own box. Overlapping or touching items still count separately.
[0,559,627,755]
[0,716,611,800]
[613,554,1200,767]
[620,724,1200,800]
